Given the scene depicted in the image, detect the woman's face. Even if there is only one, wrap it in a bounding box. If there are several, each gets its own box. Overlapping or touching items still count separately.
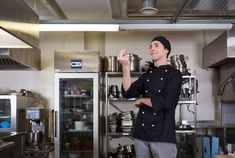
[149,41,168,61]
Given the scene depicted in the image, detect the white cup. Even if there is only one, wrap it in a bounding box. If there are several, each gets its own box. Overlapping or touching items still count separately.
[74,121,85,130]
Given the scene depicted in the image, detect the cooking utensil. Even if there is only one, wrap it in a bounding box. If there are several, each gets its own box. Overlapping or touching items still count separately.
[128,53,142,72]
[109,85,120,98]
[119,111,135,119]
[124,144,135,153]
[25,131,44,146]
[120,119,134,126]
[170,54,190,75]
[120,126,133,132]
[109,124,118,132]
[119,53,142,72]
[104,56,121,72]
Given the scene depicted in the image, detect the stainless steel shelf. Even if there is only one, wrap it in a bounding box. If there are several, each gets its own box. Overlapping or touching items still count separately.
[106,72,143,77]
[107,132,131,136]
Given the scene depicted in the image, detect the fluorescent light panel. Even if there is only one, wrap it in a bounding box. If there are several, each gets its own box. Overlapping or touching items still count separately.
[0,29,32,48]
[39,24,119,32]
[120,24,232,31]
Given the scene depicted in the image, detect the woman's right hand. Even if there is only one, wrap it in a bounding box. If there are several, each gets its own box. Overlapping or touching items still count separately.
[117,49,130,69]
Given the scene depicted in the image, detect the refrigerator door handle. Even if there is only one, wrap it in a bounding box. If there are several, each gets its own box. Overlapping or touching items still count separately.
[55,110,58,137]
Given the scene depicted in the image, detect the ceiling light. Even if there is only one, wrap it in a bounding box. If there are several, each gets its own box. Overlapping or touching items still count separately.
[39,24,119,32]
[0,28,32,48]
[140,0,158,16]
[120,24,232,31]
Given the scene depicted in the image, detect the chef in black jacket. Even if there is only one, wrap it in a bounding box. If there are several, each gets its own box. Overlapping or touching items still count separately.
[117,36,182,158]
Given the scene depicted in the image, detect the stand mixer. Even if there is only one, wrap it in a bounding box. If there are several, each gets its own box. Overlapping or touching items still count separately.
[25,107,49,149]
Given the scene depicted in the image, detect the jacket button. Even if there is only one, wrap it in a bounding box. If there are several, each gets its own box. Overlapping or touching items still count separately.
[142,111,145,114]
[147,79,149,82]
[153,113,156,115]
[150,71,152,73]
[142,124,145,126]
[165,69,168,72]
[160,78,163,80]
[145,90,148,93]
[158,90,161,92]
[152,124,155,127]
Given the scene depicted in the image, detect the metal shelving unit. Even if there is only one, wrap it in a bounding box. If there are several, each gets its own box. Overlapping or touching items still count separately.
[104,72,142,158]
[177,75,197,132]
[104,72,198,157]
[176,74,198,158]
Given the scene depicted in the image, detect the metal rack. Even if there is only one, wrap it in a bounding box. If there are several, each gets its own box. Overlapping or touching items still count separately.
[104,72,142,158]
[176,74,198,158]
[177,75,198,132]
[104,72,198,157]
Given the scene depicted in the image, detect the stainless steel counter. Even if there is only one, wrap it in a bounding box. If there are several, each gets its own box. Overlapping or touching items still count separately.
[0,132,25,139]
[0,140,15,151]
[0,140,15,158]
[24,144,54,158]
[0,132,26,158]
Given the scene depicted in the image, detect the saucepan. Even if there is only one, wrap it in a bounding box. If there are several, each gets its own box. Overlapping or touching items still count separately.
[118,111,135,119]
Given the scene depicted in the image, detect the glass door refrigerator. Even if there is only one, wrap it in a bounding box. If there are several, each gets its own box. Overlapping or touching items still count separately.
[54,50,100,158]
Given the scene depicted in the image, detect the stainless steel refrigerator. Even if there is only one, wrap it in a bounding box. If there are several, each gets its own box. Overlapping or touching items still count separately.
[54,50,100,158]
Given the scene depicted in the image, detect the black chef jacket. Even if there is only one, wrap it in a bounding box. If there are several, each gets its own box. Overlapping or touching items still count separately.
[121,65,182,144]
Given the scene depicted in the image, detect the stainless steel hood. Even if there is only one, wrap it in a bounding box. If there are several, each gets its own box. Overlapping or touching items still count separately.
[0,48,40,70]
[203,30,235,102]
[203,30,235,68]
[0,0,41,70]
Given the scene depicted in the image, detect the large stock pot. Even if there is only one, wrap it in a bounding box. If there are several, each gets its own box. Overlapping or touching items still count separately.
[104,54,142,72]
[104,56,121,72]
[128,53,142,72]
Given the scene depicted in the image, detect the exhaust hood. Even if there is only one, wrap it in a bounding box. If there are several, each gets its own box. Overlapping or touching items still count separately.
[203,30,235,102]
[0,0,41,70]
[0,48,40,70]
[203,30,235,68]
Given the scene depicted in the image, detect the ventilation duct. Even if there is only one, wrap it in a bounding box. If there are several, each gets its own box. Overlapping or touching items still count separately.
[140,0,158,16]
[0,0,41,70]
[203,30,235,68]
